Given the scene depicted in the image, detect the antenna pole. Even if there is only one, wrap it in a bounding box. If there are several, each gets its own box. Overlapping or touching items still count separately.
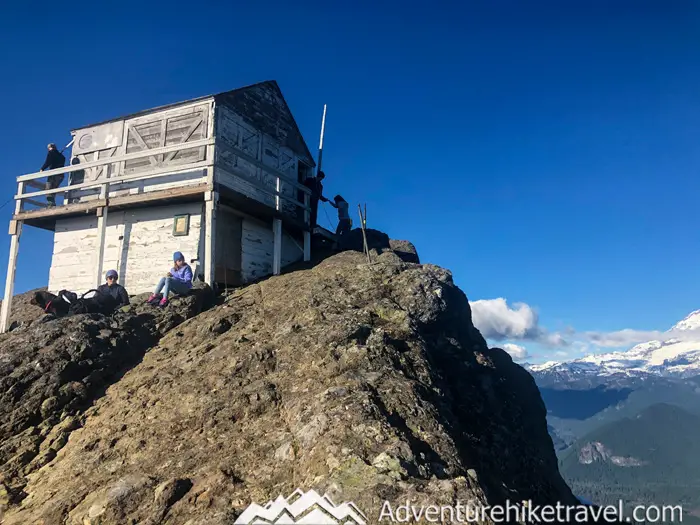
[317,104,327,174]
[61,138,75,154]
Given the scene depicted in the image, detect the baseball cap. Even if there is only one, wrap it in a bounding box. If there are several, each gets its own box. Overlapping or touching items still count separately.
[106,269,118,279]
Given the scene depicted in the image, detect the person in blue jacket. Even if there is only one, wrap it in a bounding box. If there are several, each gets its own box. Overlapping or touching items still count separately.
[147,251,193,307]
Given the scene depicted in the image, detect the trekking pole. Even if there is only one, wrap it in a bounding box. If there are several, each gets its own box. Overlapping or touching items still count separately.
[363,204,370,262]
[358,204,371,264]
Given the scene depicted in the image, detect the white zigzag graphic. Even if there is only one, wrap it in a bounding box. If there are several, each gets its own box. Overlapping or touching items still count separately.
[234,488,367,524]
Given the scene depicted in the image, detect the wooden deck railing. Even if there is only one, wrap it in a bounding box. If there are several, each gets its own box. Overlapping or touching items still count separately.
[12,137,313,221]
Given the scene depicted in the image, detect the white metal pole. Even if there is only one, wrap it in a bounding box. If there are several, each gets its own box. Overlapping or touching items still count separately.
[60,138,75,154]
[317,104,327,175]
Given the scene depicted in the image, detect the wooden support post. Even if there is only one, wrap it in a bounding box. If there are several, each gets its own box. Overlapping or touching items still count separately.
[272,218,282,275]
[94,176,110,286]
[16,182,25,214]
[204,190,218,286]
[0,220,22,333]
[94,205,108,286]
[275,176,281,212]
[303,192,311,261]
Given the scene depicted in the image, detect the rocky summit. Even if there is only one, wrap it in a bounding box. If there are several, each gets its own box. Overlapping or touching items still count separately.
[1,231,601,524]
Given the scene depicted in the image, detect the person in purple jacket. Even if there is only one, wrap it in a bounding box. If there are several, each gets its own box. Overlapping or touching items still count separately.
[147,251,193,307]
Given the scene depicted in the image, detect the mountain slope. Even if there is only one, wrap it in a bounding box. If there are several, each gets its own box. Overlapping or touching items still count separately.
[1,240,602,524]
[560,403,700,520]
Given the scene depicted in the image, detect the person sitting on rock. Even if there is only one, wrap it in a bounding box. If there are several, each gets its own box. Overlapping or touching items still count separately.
[97,269,130,307]
[147,251,193,307]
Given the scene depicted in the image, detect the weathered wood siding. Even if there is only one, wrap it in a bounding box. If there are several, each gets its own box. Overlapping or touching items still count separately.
[68,100,213,201]
[240,217,303,282]
[215,105,305,220]
[214,81,314,167]
[48,203,203,296]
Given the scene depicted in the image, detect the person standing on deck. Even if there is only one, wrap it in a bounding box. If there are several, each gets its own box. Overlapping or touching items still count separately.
[67,157,85,204]
[302,170,329,230]
[40,143,65,206]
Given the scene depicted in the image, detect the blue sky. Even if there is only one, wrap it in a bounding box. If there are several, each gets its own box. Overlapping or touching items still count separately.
[1,0,699,362]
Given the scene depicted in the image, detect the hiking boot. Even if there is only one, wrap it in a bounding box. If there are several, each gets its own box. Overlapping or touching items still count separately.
[158,297,169,307]
[146,294,158,305]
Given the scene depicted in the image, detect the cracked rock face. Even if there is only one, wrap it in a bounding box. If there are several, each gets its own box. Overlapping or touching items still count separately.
[0,284,214,515]
[1,245,596,524]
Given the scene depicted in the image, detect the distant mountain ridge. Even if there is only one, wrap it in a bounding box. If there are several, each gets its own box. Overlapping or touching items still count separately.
[559,403,700,522]
[529,310,700,379]
[527,311,700,455]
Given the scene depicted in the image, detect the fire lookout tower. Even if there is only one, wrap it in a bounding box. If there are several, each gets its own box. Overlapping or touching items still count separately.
[1,80,326,332]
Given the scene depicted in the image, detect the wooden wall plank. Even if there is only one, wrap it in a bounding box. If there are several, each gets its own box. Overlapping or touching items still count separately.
[215,106,304,217]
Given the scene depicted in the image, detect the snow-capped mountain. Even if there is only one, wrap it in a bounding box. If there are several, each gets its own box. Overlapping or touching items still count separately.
[529,310,700,379]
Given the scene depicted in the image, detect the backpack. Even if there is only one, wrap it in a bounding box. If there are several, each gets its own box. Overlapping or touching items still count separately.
[68,289,119,316]
[57,290,78,304]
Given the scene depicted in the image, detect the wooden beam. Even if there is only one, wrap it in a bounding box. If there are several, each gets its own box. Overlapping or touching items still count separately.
[128,126,159,167]
[215,184,310,234]
[283,228,304,254]
[164,119,203,162]
[216,141,312,195]
[158,119,167,165]
[18,159,211,201]
[23,199,47,209]
[25,180,44,190]
[204,186,217,286]
[272,218,282,276]
[215,166,310,212]
[15,182,25,214]
[94,205,108,287]
[0,221,22,333]
[109,183,209,208]
[15,199,106,220]
[14,184,209,222]
[94,147,117,179]
[17,137,214,182]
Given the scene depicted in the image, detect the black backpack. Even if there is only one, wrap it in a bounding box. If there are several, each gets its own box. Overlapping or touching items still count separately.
[68,289,119,316]
[57,290,78,304]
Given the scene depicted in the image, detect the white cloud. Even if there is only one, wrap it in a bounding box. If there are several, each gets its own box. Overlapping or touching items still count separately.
[469,298,567,347]
[470,297,700,363]
[502,343,528,360]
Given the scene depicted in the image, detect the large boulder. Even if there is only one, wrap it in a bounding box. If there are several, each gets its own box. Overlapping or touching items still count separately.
[1,248,605,524]
[388,239,420,264]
